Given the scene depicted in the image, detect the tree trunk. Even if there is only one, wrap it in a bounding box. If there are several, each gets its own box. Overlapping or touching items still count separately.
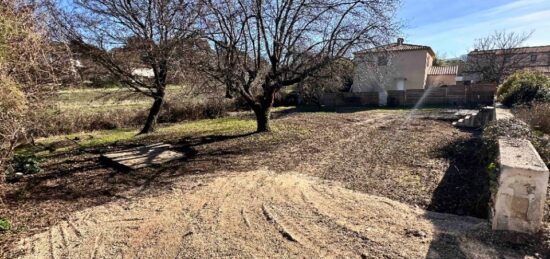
[139,95,164,134]
[253,106,271,133]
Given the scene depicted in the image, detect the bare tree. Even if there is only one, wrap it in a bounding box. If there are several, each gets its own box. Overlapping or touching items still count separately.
[298,58,354,105]
[466,30,533,83]
[50,0,203,134]
[199,0,399,132]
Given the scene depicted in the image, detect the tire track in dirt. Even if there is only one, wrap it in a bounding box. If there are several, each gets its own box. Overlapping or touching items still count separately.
[13,170,502,258]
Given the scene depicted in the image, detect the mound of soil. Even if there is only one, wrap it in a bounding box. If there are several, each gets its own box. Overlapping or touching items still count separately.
[11,170,528,258]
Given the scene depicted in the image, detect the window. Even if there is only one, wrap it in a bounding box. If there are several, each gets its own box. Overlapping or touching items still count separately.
[531,54,537,62]
[377,56,388,66]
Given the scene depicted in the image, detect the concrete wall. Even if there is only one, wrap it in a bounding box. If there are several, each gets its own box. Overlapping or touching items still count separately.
[426,75,456,87]
[351,50,432,92]
[493,138,549,233]
[491,108,550,233]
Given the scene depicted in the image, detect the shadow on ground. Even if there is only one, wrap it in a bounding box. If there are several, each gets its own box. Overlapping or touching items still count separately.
[428,131,489,218]
[425,131,549,257]
[4,131,267,203]
[0,130,286,253]
[426,216,548,258]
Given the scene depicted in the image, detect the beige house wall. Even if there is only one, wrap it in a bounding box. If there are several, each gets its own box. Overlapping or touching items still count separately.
[351,50,433,92]
[513,51,550,67]
[426,74,455,87]
[466,50,550,81]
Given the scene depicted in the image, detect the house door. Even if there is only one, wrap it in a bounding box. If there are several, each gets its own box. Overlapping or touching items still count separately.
[378,91,387,106]
[396,79,406,90]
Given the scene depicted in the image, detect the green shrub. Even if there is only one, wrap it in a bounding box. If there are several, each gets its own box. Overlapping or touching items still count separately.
[496,71,550,106]
[10,153,41,175]
[0,218,10,231]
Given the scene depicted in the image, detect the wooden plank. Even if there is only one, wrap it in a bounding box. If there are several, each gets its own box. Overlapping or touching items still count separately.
[101,143,185,170]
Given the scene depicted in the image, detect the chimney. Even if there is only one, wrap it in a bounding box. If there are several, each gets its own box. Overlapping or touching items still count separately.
[397,38,404,45]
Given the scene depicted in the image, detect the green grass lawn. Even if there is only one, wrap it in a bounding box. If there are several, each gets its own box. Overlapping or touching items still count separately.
[20,115,307,156]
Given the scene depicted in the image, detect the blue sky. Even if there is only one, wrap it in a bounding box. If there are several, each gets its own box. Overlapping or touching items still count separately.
[398,0,550,58]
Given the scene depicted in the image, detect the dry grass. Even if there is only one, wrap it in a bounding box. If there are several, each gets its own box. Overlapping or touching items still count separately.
[30,86,300,138]
[33,98,233,137]
[512,103,550,172]
[514,102,550,135]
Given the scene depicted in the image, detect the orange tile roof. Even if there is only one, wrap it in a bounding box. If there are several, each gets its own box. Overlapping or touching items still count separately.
[428,66,459,75]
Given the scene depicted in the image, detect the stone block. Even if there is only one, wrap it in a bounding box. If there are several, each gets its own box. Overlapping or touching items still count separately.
[492,138,549,233]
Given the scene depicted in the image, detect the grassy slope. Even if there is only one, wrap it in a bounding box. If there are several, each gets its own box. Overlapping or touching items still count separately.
[54,85,190,113]
[22,106,414,155]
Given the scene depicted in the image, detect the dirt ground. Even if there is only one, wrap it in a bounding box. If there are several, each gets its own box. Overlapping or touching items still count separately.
[9,170,529,258]
[1,109,549,257]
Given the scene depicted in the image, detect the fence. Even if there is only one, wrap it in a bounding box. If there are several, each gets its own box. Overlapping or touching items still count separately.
[319,92,379,107]
[320,84,497,107]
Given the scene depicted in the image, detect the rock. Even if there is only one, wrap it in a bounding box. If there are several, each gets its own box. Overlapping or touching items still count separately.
[4,165,15,175]
[405,228,427,238]
[5,170,24,183]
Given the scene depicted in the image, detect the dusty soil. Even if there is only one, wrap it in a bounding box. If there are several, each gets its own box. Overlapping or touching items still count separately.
[1,109,549,257]
[9,170,527,258]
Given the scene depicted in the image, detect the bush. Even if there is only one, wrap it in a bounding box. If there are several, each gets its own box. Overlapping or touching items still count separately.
[514,102,550,134]
[0,77,27,114]
[158,98,228,123]
[273,91,298,107]
[0,77,29,172]
[496,71,550,106]
[0,218,10,232]
[10,153,41,175]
